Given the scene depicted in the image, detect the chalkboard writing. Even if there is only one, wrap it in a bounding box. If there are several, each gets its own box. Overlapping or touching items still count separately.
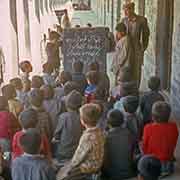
[62,27,109,72]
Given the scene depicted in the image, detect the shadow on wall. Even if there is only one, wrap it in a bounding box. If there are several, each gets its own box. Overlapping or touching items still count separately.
[44,0,49,13]
[35,0,40,22]
[23,0,31,53]
[9,0,18,33]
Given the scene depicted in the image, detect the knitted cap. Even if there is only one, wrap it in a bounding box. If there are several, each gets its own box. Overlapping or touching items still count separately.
[123,95,139,113]
[65,90,82,110]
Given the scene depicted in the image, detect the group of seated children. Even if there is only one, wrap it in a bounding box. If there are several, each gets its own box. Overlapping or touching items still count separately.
[0,60,179,180]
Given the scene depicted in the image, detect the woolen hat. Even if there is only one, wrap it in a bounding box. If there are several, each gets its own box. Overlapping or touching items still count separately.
[138,155,161,178]
[123,95,139,113]
[65,90,82,110]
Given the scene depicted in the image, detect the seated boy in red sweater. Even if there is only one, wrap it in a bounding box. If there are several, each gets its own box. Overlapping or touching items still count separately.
[12,108,51,160]
[142,101,179,177]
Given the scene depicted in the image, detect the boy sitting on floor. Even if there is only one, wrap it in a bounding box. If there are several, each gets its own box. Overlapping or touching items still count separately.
[142,101,179,177]
[57,103,105,180]
[12,128,56,180]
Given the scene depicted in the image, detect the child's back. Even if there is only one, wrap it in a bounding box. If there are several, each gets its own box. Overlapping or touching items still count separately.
[104,127,135,179]
[56,104,105,180]
[12,155,55,180]
[140,91,164,124]
[72,60,87,94]
[71,104,105,174]
[12,109,51,160]
[140,76,165,125]
[12,129,55,180]
[142,102,179,176]
[54,111,82,161]
[41,85,61,130]
[29,89,53,140]
[143,121,178,162]
[0,111,13,139]
[102,109,135,180]
[43,98,61,129]
[72,72,87,94]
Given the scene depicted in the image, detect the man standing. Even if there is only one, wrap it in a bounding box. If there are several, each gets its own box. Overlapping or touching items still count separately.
[121,2,150,87]
[111,23,134,84]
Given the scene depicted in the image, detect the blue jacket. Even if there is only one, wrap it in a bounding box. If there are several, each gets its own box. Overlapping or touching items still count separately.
[12,155,56,180]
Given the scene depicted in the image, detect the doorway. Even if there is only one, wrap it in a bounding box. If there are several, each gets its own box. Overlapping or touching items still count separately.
[156,0,174,91]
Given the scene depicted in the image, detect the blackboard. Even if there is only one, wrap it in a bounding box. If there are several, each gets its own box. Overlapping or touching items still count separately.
[62,27,109,73]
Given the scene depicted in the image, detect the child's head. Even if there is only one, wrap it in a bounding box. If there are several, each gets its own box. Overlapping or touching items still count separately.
[107,109,124,128]
[31,76,44,89]
[80,103,101,128]
[58,71,72,85]
[138,155,161,180]
[86,71,99,85]
[40,85,54,100]
[65,90,82,111]
[2,84,16,100]
[19,109,37,129]
[42,62,53,74]
[63,81,78,96]
[10,77,23,91]
[91,100,104,115]
[19,128,41,155]
[123,96,139,114]
[148,76,161,91]
[94,85,107,101]
[0,96,8,111]
[72,60,84,73]
[152,101,171,123]
[19,61,32,73]
[29,89,44,107]
[22,79,31,92]
[88,61,100,72]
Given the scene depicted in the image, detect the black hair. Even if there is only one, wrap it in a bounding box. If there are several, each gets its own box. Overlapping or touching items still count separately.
[152,101,171,123]
[58,71,72,85]
[29,89,44,107]
[19,128,41,154]
[31,76,44,89]
[72,60,84,73]
[123,96,139,114]
[87,23,92,27]
[107,109,124,127]
[19,109,37,129]
[148,76,161,91]
[63,81,78,96]
[40,85,54,100]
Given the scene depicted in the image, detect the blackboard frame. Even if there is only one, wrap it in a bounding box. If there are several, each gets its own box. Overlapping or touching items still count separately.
[62,27,109,73]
